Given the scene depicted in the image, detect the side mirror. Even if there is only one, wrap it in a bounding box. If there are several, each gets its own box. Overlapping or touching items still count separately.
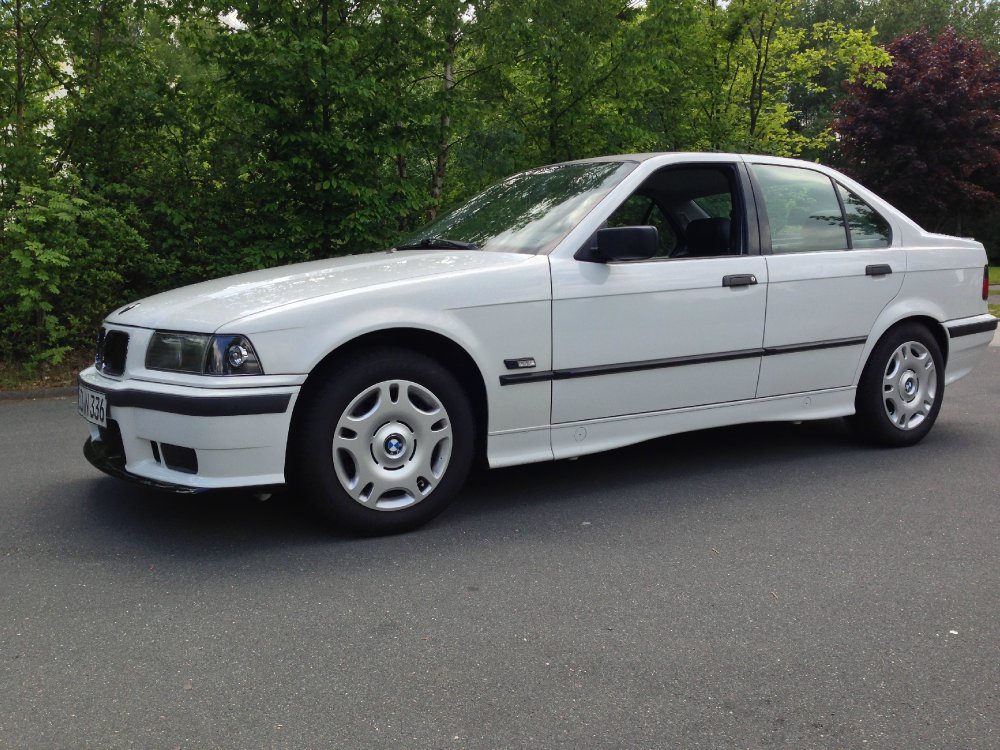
[575,226,659,263]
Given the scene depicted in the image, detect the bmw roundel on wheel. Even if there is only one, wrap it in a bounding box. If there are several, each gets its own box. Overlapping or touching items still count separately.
[78,153,998,534]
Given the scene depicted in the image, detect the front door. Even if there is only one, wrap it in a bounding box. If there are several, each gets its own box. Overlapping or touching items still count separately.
[549,255,768,423]
[549,163,768,424]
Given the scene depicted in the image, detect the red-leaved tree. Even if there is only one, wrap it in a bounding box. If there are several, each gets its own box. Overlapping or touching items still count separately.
[834,28,1000,235]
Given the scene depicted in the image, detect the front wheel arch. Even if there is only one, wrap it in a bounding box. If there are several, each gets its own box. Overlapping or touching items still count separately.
[286,329,488,481]
[286,345,477,533]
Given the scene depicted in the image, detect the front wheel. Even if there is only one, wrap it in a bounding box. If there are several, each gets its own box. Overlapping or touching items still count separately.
[290,348,475,534]
[850,323,945,447]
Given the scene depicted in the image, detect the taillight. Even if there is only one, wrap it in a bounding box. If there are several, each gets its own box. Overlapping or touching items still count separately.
[985,265,991,301]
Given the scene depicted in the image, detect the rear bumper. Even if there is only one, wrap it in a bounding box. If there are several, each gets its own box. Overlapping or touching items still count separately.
[946,314,998,338]
[944,313,998,385]
[79,367,299,490]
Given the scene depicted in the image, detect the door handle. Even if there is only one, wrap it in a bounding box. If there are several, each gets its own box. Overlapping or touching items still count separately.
[722,274,758,287]
[866,264,893,276]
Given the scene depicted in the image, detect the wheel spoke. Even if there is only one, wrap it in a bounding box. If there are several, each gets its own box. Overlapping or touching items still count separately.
[415,434,452,481]
[406,404,450,439]
[883,351,902,385]
[337,382,392,439]
[884,396,902,426]
[351,454,382,501]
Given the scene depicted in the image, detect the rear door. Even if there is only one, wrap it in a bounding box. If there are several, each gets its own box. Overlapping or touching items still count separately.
[749,162,904,397]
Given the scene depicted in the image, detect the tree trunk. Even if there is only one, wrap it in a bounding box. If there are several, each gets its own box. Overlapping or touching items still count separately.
[429,30,458,220]
[319,0,333,256]
[14,0,25,139]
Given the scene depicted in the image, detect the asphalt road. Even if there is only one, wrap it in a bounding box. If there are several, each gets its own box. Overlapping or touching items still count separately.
[2,345,998,749]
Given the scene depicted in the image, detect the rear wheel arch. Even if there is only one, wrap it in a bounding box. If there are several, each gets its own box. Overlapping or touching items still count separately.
[851,319,946,446]
[866,314,949,374]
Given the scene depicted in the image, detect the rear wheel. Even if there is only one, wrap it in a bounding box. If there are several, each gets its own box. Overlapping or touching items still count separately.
[291,348,475,534]
[851,323,944,447]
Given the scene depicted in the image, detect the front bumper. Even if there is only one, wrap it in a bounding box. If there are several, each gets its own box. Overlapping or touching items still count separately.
[79,366,300,490]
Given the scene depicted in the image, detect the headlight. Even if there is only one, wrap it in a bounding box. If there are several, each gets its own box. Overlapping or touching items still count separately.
[145,332,211,373]
[205,335,264,375]
[145,332,264,375]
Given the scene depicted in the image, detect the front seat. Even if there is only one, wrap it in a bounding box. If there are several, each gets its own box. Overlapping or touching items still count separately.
[683,217,732,257]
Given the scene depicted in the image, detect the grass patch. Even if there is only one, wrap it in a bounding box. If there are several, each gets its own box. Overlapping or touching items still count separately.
[0,351,93,393]
[990,302,1000,318]
[990,266,1000,286]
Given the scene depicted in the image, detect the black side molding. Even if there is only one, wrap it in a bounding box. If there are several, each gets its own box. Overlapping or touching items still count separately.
[763,336,867,355]
[866,264,893,276]
[112,390,291,417]
[498,336,868,385]
[498,371,553,385]
[80,379,292,417]
[949,318,999,337]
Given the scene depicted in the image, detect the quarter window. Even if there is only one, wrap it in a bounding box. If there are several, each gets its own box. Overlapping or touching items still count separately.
[754,164,848,254]
[837,183,892,248]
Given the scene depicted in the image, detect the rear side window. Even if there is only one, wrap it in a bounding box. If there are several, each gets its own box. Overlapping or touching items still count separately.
[753,165,848,253]
[837,183,892,248]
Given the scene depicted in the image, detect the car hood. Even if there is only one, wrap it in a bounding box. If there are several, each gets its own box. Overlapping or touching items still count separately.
[109,250,532,332]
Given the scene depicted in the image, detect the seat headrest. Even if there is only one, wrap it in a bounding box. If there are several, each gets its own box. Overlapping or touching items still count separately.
[685,218,731,256]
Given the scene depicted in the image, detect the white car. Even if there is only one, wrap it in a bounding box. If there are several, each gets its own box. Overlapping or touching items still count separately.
[78,153,997,533]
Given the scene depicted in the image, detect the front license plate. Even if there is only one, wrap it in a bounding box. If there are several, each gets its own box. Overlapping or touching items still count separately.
[78,385,108,428]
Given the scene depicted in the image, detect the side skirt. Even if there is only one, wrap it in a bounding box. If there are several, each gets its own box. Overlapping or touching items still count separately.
[485,387,856,468]
[549,387,856,461]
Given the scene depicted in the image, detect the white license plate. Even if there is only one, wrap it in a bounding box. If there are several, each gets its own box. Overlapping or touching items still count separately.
[78,385,108,428]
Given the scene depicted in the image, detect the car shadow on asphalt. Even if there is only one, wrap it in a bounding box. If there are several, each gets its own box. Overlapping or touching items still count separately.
[454,417,862,518]
[60,417,872,555]
[69,479,333,548]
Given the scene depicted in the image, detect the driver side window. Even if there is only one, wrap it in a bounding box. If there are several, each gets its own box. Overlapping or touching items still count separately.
[607,194,678,256]
[605,165,743,259]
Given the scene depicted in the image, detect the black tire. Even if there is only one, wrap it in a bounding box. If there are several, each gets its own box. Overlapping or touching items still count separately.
[850,323,945,447]
[290,347,475,534]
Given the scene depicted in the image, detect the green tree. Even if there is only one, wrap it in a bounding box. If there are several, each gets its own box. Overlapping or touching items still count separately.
[468,0,647,166]
[797,0,1000,52]
[0,0,68,205]
[671,0,889,155]
[179,1,440,266]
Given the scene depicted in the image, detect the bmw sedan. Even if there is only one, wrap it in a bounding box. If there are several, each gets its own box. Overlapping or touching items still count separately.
[78,153,998,533]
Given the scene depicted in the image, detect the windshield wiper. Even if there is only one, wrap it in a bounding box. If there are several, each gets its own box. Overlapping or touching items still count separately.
[394,236,479,251]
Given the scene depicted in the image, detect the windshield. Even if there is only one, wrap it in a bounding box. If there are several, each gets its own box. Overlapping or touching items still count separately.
[399,161,636,254]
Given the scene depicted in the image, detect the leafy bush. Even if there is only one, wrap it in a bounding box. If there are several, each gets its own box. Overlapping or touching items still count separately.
[0,182,149,369]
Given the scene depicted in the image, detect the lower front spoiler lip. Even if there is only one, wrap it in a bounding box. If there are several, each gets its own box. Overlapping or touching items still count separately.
[84,437,202,494]
[83,437,282,496]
